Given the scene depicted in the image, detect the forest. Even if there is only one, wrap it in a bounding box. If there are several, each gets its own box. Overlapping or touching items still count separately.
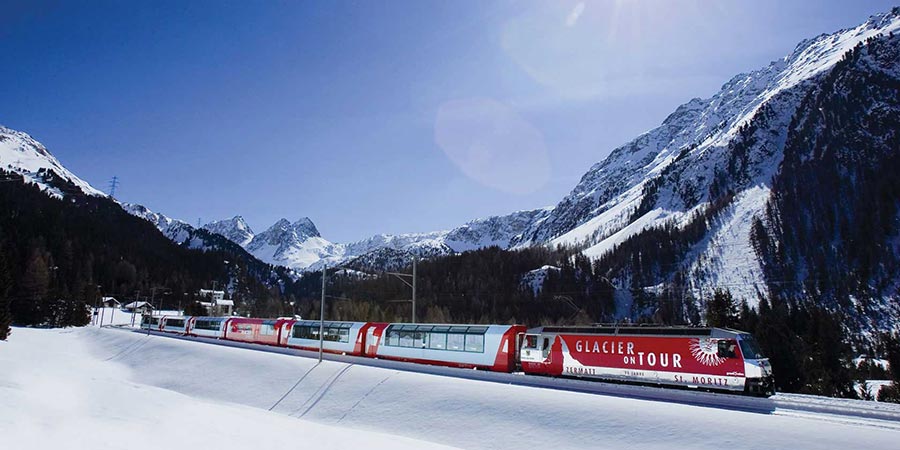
[0,169,290,334]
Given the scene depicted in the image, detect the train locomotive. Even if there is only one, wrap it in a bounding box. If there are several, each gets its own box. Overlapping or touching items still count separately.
[141,315,774,397]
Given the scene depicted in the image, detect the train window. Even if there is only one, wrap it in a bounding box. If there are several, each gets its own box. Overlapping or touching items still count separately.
[449,326,469,333]
[717,340,737,358]
[428,332,446,349]
[524,335,538,349]
[447,333,465,351]
[542,338,550,351]
[195,320,220,330]
[338,328,350,343]
[739,335,763,359]
[432,326,450,333]
[387,330,400,346]
[399,331,415,347]
[467,326,488,334]
[416,325,434,332]
[260,324,275,336]
[465,334,484,353]
[166,319,185,328]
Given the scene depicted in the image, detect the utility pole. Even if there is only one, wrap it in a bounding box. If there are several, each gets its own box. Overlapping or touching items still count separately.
[319,264,326,363]
[131,290,140,327]
[387,256,417,323]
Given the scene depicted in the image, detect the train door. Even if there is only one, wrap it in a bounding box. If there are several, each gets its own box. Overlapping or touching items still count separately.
[514,332,525,367]
[519,333,544,364]
[365,325,379,356]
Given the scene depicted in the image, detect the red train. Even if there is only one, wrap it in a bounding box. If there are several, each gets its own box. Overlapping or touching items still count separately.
[142,315,774,396]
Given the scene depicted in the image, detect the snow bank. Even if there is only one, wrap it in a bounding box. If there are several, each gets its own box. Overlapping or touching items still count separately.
[0,328,455,450]
[66,327,900,449]
[4,327,898,449]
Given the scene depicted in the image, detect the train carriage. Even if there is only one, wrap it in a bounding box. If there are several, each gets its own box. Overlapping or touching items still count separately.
[374,323,525,372]
[160,316,189,334]
[224,317,295,346]
[285,320,379,355]
[519,325,774,396]
[140,315,162,331]
[186,316,228,338]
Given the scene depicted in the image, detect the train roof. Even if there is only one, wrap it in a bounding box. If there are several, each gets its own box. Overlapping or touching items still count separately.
[529,325,749,337]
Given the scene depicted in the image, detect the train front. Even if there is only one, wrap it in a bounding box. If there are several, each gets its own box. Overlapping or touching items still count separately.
[737,333,775,396]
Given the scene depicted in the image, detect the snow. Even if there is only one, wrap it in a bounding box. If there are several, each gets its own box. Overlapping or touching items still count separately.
[0,125,105,197]
[684,186,772,305]
[521,265,561,295]
[4,327,897,450]
[854,357,891,371]
[856,380,895,400]
[0,328,453,450]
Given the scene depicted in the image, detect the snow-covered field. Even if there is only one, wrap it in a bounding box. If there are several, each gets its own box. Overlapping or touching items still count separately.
[3,327,899,450]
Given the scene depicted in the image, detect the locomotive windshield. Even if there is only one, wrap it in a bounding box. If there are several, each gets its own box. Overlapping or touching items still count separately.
[739,335,765,359]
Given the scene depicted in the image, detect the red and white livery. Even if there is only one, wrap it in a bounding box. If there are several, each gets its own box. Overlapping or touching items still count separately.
[138,315,774,396]
[519,326,774,396]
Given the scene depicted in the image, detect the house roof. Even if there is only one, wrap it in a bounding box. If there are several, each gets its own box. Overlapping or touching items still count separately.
[123,301,153,309]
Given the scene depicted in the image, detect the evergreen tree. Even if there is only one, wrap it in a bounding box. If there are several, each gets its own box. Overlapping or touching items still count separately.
[705,288,738,328]
[0,247,11,340]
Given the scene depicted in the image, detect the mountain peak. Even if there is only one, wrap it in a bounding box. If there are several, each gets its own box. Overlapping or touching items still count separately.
[0,125,104,197]
[203,215,255,247]
[292,217,320,238]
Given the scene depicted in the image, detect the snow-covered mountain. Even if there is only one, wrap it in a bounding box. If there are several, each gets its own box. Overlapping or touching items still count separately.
[511,8,900,306]
[0,125,104,197]
[201,208,549,272]
[203,216,255,247]
[243,218,342,271]
[122,203,198,245]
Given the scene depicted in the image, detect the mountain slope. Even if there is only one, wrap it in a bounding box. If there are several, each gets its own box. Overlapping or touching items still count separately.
[508,9,900,310]
[0,125,104,197]
[752,30,900,331]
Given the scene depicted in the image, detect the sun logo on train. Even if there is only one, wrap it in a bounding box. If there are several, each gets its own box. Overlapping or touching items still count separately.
[689,338,725,367]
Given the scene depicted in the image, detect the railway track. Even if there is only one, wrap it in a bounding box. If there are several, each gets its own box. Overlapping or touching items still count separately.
[106,325,900,428]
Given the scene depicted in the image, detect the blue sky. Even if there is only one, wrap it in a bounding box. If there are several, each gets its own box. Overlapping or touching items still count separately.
[1,0,896,242]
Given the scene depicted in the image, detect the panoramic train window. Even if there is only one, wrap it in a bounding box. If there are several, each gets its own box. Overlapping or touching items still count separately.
[166,319,184,328]
[447,333,465,351]
[260,324,275,336]
[383,325,487,352]
[428,332,447,349]
[194,320,220,330]
[292,325,349,343]
[465,334,484,352]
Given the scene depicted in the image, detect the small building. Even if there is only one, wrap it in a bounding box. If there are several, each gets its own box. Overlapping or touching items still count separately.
[123,301,154,315]
[101,297,121,308]
[198,289,234,316]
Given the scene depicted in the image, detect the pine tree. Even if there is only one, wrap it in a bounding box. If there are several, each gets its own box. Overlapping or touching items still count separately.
[15,246,50,325]
[705,288,737,328]
[0,248,12,340]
